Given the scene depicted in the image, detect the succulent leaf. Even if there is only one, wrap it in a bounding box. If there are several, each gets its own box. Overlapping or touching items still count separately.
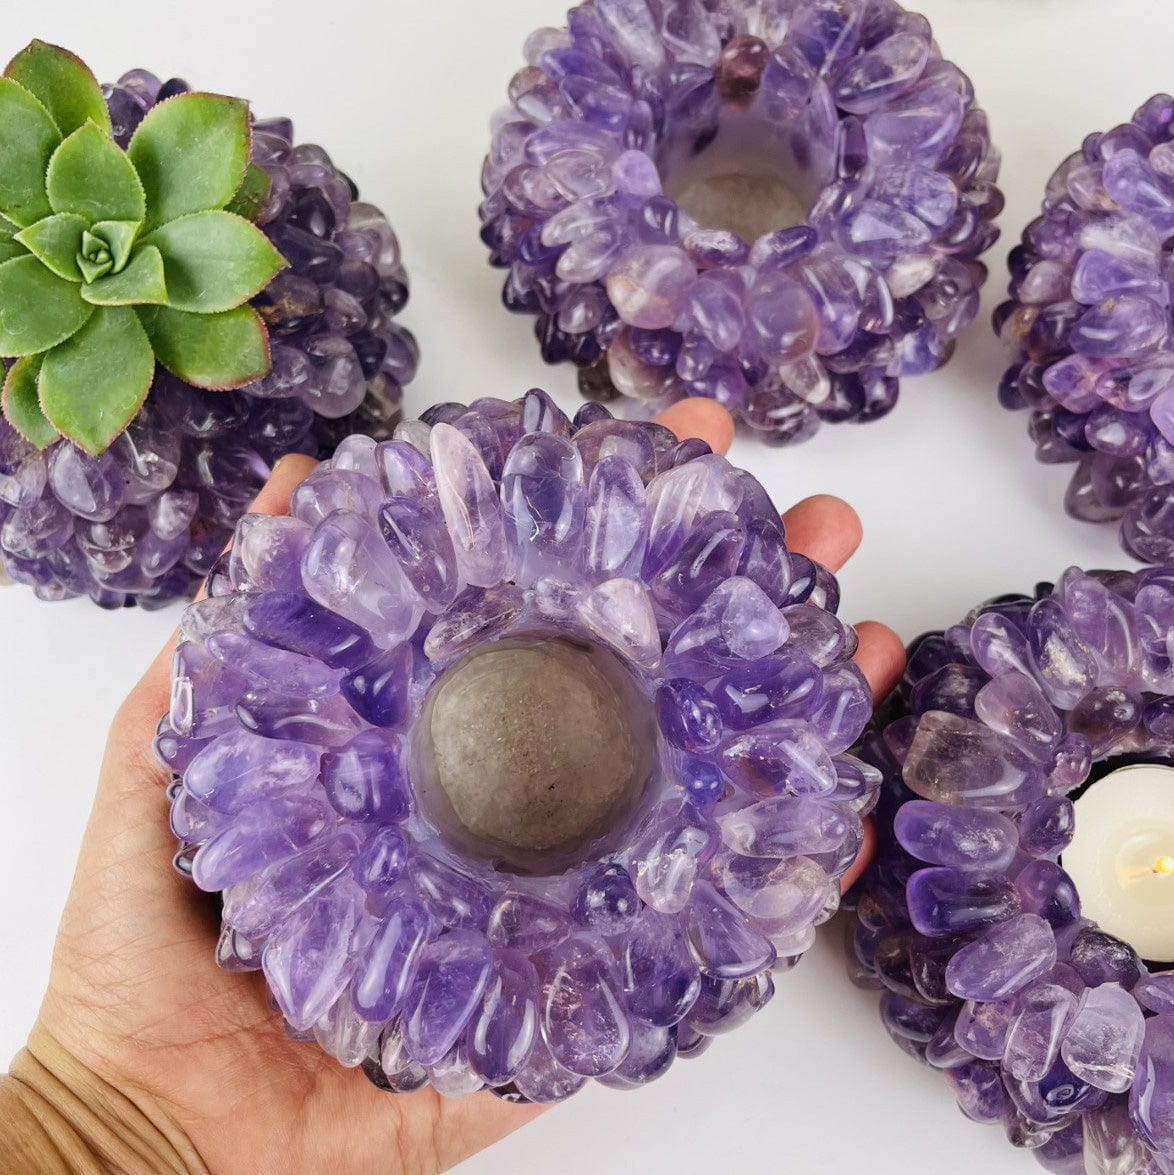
[139,303,270,390]
[46,121,146,223]
[5,40,111,138]
[146,210,285,314]
[39,306,154,454]
[82,244,168,306]
[0,78,61,226]
[128,93,250,228]
[1,354,57,448]
[225,163,271,222]
[14,213,85,280]
[0,255,92,355]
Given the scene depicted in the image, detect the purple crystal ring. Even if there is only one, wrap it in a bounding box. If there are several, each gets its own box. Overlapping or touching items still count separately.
[160,390,876,1100]
[849,568,1174,1170]
[480,0,1002,442]
[995,95,1174,565]
[0,63,417,608]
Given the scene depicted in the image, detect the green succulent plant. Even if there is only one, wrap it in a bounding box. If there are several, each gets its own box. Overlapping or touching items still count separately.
[0,40,287,455]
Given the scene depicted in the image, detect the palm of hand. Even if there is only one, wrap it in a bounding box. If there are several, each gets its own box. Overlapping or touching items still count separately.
[30,402,904,1175]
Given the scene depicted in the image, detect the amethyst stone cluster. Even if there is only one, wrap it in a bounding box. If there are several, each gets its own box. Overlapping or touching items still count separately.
[480,0,1001,442]
[160,391,876,1100]
[996,94,1174,566]
[0,67,416,607]
[849,568,1174,1171]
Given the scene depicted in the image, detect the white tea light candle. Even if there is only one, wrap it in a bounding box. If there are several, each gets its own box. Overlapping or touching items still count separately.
[1062,763,1174,964]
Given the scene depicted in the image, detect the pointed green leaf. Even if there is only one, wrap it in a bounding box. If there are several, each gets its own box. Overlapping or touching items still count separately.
[128,94,250,228]
[225,163,271,223]
[145,210,285,313]
[139,304,270,390]
[0,78,60,226]
[5,41,111,138]
[39,306,153,455]
[46,122,146,223]
[15,213,86,280]
[0,217,25,263]
[82,245,168,306]
[1,354,57,448]
[90,220,140,271]
[0,255,92,355]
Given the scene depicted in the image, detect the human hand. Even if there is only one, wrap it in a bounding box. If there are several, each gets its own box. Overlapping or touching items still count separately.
[3,399,903,1175]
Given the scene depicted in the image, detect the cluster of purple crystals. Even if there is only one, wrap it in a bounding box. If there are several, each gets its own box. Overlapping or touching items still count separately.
[995,95,1174,566]
[0,68,417,608]
[480,0,1001,442]
[160,391,876,1101]
[849,568,1174,1171]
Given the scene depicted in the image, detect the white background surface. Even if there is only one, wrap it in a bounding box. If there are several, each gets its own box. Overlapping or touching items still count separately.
[0,1,1170,1171]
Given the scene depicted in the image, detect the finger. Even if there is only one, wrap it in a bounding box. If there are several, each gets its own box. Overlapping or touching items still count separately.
[853,620,906,704]
[653,397,735,456]
[781,494,862,573]
[119,453,320,746]
[840,818,876,895]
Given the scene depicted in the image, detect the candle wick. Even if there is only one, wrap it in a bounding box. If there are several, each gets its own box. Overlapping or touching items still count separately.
[1153,855,1174,876]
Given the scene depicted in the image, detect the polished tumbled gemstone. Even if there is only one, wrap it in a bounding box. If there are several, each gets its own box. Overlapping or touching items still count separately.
[320,730,409,822]
[893,801,1018,871]
[467,951,540,1086]
[903,711,1047,808]
[621,908,701,1026]
[351,895,430,1021]
[401,931,493,1066]
[538,935,631,1077]
[244,592,375,670]
[184,729,320,812]
[1130,1015,1174,1158]
[572,864,641,935]
[906,868,1022,936]
[262,887,361,1031]
[1061,982,1145,1093]
[719,795,850,858]
[1002,983,1077,1083]
[684,880,776,978]
[944,914,1056,1001]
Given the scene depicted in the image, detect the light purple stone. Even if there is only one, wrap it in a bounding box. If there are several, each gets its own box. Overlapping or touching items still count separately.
[401,931,493,1066]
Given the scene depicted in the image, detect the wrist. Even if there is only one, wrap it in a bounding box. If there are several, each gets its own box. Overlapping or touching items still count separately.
[6,1025,207,1174]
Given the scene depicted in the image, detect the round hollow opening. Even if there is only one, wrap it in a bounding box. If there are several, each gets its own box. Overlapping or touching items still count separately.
[659,111,831,245]
[411,637,657,875]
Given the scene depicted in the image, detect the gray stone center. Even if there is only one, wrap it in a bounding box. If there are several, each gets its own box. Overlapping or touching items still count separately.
[413,639,655,873]
[660,110,830,244]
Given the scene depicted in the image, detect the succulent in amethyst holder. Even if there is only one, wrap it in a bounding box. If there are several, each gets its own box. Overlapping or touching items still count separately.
[160,390,877,1101]
[0,41,416,608]
[480,0,1001,443]
[995,94,1174,567]
[847,568,1174,1170]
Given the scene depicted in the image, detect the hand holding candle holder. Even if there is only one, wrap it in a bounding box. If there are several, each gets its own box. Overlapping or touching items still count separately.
[160,391,879,1101]
[848,567,1174,1172]
[0,41,416,608]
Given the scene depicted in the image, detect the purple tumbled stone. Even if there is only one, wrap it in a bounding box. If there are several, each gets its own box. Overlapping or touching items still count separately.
[401,931,493,1066]
[944,914,1057,1002]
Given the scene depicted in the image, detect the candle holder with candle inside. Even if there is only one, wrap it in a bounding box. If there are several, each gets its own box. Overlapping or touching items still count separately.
[159,390,876,1101]
[847,567,1174,1172]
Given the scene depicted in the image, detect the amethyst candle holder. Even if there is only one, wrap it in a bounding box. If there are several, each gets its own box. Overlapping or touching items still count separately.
[0,44,416,608]
[160,390,877,1101]
[480,0,1002,443]
[848,568,1174,1171]
[995,94,1174,566]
